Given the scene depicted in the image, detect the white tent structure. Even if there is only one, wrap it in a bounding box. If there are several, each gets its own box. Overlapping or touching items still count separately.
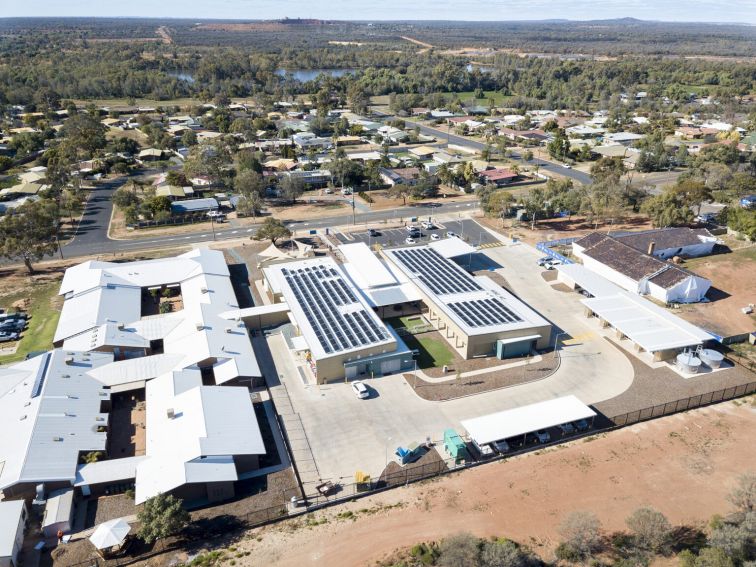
[89,518,131,550]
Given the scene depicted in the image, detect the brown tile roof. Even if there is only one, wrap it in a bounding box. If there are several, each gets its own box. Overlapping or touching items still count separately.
[579,236,694,289]
[612,227,714,253]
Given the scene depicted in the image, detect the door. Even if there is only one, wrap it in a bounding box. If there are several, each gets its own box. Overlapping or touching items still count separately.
[345,365,358,380]
[380,358,401,375]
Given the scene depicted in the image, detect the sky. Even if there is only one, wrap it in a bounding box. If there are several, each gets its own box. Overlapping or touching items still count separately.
[2,0,756,24]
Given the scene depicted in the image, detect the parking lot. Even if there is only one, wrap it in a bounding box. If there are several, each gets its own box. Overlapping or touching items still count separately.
[336,218,498,248]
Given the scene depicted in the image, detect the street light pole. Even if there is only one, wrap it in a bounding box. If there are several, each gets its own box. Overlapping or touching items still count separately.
[210,215,216,241]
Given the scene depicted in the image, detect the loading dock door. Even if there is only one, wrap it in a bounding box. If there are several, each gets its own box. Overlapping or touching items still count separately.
[345,365,358,380]
[380,358,401,375]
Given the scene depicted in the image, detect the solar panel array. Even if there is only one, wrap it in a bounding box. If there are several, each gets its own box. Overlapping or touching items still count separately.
[392,248,482,295]
[448,298,524,328]
[281,265,389,355]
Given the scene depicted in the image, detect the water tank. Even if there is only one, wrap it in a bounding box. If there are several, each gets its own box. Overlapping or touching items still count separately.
[699,349,724,369]
[676,352,702,374]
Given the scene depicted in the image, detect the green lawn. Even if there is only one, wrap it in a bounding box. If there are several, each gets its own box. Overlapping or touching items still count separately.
[0,281,62,364]
[385,316,455,369]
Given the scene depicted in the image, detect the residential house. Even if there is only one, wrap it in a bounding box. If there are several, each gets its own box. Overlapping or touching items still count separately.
[478,168,519,187]
[379,167,422,187]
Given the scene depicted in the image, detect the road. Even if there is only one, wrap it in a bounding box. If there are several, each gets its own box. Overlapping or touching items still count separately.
[59,194,481,259]
[373,111,593,186]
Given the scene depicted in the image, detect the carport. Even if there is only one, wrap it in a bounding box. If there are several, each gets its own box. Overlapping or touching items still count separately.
[460,395,596,448]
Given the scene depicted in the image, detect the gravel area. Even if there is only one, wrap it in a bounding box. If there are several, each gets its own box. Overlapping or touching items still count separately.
[377,446,450,488]
[85,494,137,528]
[594,337,756,419]
[406,350,560,401]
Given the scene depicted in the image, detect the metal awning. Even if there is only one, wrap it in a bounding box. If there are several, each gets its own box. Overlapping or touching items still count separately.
[497,334,541,345]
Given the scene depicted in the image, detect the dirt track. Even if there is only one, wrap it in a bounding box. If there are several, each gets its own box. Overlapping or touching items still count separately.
[235,400,755,566]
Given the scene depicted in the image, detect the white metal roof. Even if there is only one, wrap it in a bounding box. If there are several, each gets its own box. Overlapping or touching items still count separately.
[0,500,24,557]
[135,369,265,504]
[74,456,147,487]
[0,351,112,491]
[557,263,623,298]
[42,488,74,530]
[339,242,397,288]
[427,236,477,259]
[462,395,596,445]
[581,292,713,352]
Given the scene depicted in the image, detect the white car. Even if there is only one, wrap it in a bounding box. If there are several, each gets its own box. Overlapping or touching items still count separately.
[405,237,417,245]
[324,187,333,194]
[561,163,572,169]
[406,224,418,232]
[351,381,369,399]
[421,221,435,230]
[430,234,441,241]
[446,231,458,238]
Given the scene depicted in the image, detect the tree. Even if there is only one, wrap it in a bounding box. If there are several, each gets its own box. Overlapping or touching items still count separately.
[166,170,189,187]
[60,113,108,157]
[558,511,603,560]
[547,128,570,161]
[679,547,735,567]
[0,200,59,274]
[279,176,305,205]
[642,191,694,228]
[112,186,140,209]
[438,533,481,567]
[235,193,264,219]
[524,187,546,230]
[235,169,265,197]
[625,507,673,554]
[389,183,412,205]
[59,188,84,223]
[671,179,712,216]
[488,191,516,220]
[137,493,190,544]
[253,217,291,245]
[480,539,540,567]
[727,472,756,514]
[523,149,534,162]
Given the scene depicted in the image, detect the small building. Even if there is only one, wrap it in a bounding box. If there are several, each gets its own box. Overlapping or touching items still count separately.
[379,167,422,187]
[170,197,219,215]
[42,488,75,538]
[280,169,332,188]
[478,168,518,187]
[0,501,26,567]
[137,148,164,162]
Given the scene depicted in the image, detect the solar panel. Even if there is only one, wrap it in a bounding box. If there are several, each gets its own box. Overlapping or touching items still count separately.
[447,299,524,328]
[281,264,390,355]
[392,248,481,295]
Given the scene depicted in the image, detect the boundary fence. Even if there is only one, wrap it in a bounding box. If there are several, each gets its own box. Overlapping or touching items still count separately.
[535,237,579,265]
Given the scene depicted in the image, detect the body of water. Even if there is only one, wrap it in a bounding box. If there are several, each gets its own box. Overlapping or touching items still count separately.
[276,68,357,82]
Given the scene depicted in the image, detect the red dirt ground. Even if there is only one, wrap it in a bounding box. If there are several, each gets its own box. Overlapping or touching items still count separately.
[231,400,755,566]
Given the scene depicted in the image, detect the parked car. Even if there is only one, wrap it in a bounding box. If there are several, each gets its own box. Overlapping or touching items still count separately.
[0,312,27,321]
[535,430,551,443]
[472,439,494,459]
[492,439,510,453]
[405,237,417,245]
[558,422,575,435]
[0,331,19,343]
[341,187,353,195]
[421,221,435,230]
[368,228,380,237]
[573,419,590,432]
[0,320,25,332]
[696,213,716,223]
[406,224,419,232]
[561,163,572,169]
[446,231,458,238]
[351,381,370,399]
[324,187,333,194]
[537,257,551,266]
[430,233,441,241]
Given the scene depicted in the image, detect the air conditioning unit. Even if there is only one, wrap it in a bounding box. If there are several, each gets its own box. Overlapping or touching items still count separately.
[195,322,204,330]
[64,356,74,365]
[200,287,209,294]
[225,328,232,333]
[53,436,64,442]
[117,323,125,330]
[166,408,175,419]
